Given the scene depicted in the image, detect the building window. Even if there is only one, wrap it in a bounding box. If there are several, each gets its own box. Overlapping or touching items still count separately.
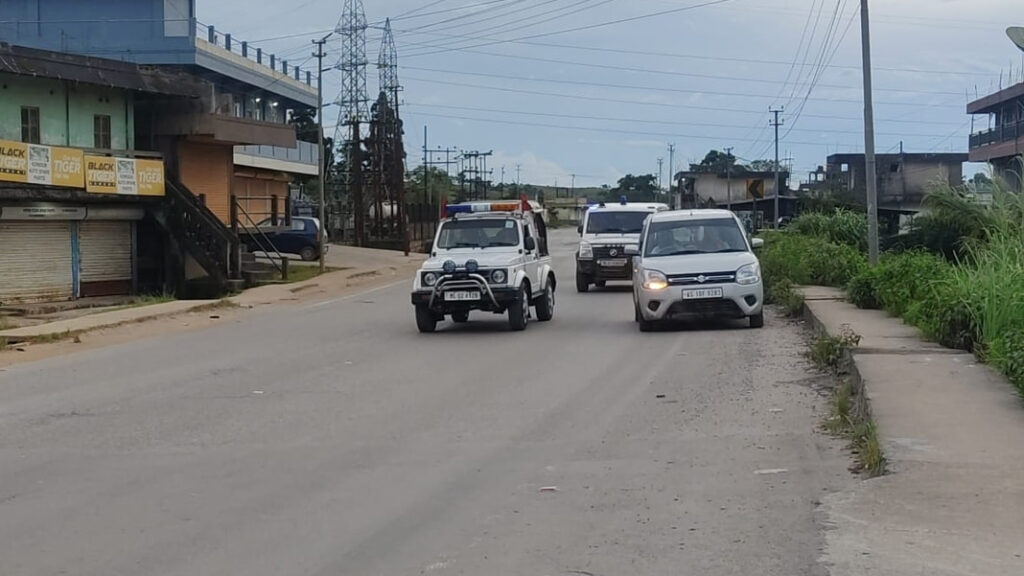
[21,107,41,144]
[94,115,112,149]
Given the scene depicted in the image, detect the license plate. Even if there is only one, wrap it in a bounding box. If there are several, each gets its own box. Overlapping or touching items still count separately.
[682,288,724,300]
[444,291,481,302]
[598,258,628,267]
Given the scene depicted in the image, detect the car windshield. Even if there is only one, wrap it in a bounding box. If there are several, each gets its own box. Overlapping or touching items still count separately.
[586,211,650,234]
[643,218,748,257]
[436,218,520,249]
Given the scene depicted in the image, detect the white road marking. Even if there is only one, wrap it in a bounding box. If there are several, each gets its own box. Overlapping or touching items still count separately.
[304,280,409,310]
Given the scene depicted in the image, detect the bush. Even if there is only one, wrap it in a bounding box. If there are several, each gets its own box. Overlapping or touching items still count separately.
[846,265,883,309]
[767,278,805,317]
[789,209,867,249]
[760,233,867,289]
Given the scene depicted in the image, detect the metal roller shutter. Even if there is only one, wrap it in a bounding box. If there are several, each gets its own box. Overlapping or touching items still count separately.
[79,221,132,297]
[0,222,73,304]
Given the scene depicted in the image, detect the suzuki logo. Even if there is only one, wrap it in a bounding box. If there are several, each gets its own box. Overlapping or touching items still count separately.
[696,275,707,284]
[609,249,618,257]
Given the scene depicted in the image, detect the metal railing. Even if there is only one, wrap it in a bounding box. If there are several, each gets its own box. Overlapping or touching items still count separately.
[193,20,315,88]
[235,141,319,166]
[231,196,288,280]
[970,120,1024,149]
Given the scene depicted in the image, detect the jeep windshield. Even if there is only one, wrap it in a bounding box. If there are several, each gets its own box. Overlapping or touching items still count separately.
[436,219,520,249]
[586,211,649,234]
[644,218,749,257]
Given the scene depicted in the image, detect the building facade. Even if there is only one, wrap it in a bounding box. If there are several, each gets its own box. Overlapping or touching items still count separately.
[821,153,967,213]
[0,0,320,302]
[968,82,1024,191]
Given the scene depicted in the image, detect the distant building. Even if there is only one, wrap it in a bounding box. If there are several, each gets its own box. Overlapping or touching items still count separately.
[675,170,795,224]
[968,81,1024,191]
[820,153,967,214]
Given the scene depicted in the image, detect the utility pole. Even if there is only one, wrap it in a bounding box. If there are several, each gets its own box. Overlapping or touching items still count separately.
[861,0,880,265]
[668,143,676,200]
[770,107,785,229]
[657,157,664,199]
[724,146,734,211]
[313,33,332,274]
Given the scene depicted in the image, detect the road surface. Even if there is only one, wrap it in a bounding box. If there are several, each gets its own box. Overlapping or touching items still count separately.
[0,228,852,576]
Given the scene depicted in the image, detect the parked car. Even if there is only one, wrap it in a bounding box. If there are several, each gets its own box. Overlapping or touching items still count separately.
[629,209,765,331]
[244,216,327,261]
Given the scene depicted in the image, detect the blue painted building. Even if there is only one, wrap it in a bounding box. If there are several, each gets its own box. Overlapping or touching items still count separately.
[0,0,320,301]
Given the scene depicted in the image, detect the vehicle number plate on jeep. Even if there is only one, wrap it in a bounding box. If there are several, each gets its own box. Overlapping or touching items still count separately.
[444,291,481,302]
[682,288,723,300]
[598,258,628,267]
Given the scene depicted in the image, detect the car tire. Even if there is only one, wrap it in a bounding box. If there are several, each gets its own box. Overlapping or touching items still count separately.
[634,298,641,323]
[508,285,529,331]
[749,312,765,329]
[575,271,590,293]
[595,280,607,288]
[535,281,555,322]
[638,318,657,332]
[415,306,438,333]
[451,310,470,323]
[299,246,318,262]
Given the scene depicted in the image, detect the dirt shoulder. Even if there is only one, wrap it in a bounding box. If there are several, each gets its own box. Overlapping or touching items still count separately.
[0,257,422,369]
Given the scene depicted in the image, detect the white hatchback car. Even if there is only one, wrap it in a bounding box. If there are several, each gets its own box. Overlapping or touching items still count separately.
[628,209,765,331]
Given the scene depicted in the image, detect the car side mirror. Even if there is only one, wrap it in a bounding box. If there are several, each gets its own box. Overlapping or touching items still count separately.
[751,238,765,249]
[624,245,639,256]
[577,224,583,235]
[524,236,537,252]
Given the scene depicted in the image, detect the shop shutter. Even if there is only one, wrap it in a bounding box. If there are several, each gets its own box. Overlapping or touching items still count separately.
[0,221,73,304]
[79,221,132,297]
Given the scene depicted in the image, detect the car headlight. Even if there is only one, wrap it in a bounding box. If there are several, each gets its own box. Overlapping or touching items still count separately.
[490,269,508,284]
[641,269,669,291]
[579,241,593,259]
[423,272,439,287]
[737,262,761,286]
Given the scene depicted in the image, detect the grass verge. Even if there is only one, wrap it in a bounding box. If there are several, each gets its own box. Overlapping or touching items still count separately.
[809,326,886,477]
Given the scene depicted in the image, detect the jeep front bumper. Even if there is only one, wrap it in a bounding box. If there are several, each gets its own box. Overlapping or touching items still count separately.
[411,273,518,312]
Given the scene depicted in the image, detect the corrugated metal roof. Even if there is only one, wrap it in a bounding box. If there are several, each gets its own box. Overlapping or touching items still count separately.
[0,42,206,98]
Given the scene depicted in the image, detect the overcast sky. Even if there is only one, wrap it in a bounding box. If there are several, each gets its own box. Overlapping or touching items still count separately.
[198,0,1021,188]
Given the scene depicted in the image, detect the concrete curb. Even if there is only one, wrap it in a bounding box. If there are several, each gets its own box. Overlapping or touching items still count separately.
[0,300,223,343]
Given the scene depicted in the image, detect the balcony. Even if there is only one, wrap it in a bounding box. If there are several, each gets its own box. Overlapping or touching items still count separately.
[969,120,1024,163]
[234,142,320,176]
[193,21,318,108]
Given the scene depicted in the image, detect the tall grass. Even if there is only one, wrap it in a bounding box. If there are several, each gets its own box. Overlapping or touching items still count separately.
[788,209,867,250]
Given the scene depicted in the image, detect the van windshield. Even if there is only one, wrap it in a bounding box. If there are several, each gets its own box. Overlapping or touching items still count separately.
[436,219,520,249]
[586,211,650,234]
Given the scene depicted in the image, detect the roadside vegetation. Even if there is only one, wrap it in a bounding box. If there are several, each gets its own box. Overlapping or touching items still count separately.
[761,178,1024,395]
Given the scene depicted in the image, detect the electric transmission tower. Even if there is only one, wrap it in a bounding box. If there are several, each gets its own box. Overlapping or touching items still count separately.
[378,18,400,111]
[334,0,369,142]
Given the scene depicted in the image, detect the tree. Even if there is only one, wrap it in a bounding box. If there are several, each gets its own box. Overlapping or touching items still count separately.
[405,166,454,203]
[690,150,743,174]
[610,173,660,202]
[749,159,784,172]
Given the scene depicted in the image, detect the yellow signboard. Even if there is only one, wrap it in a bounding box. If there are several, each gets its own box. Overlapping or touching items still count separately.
[0,140,85,188]
[85,155,165,197]
[746,179,765,200]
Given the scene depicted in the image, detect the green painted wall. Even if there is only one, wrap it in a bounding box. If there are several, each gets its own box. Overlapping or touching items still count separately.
[0,73,67,145]
[0,72,134,149]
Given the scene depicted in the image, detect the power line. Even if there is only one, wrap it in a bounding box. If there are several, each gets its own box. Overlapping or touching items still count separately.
[400,74,966,126]
[401,65,963,107]
[401,102,958,137]
[401,0,738,58]
[393,37,962,96]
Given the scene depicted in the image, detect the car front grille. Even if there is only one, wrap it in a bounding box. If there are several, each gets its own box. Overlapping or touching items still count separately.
[667,271,736,286]
[593,245,627,259]
[667,299,744,317]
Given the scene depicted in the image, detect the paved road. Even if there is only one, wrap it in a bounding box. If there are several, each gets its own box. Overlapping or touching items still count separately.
[0,228,851,576]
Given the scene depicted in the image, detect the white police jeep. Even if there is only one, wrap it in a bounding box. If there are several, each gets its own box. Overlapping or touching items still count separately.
[411,201,557,333]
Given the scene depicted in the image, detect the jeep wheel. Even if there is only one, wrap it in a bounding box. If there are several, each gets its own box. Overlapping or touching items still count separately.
[508,285,529,331]
[575,271,590,293]
[535,282,555,322]
[748,312,765,329]
[451,310,470,323]
[638,318,657,332]
[595,280,606,288]
[415,306,438,333]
